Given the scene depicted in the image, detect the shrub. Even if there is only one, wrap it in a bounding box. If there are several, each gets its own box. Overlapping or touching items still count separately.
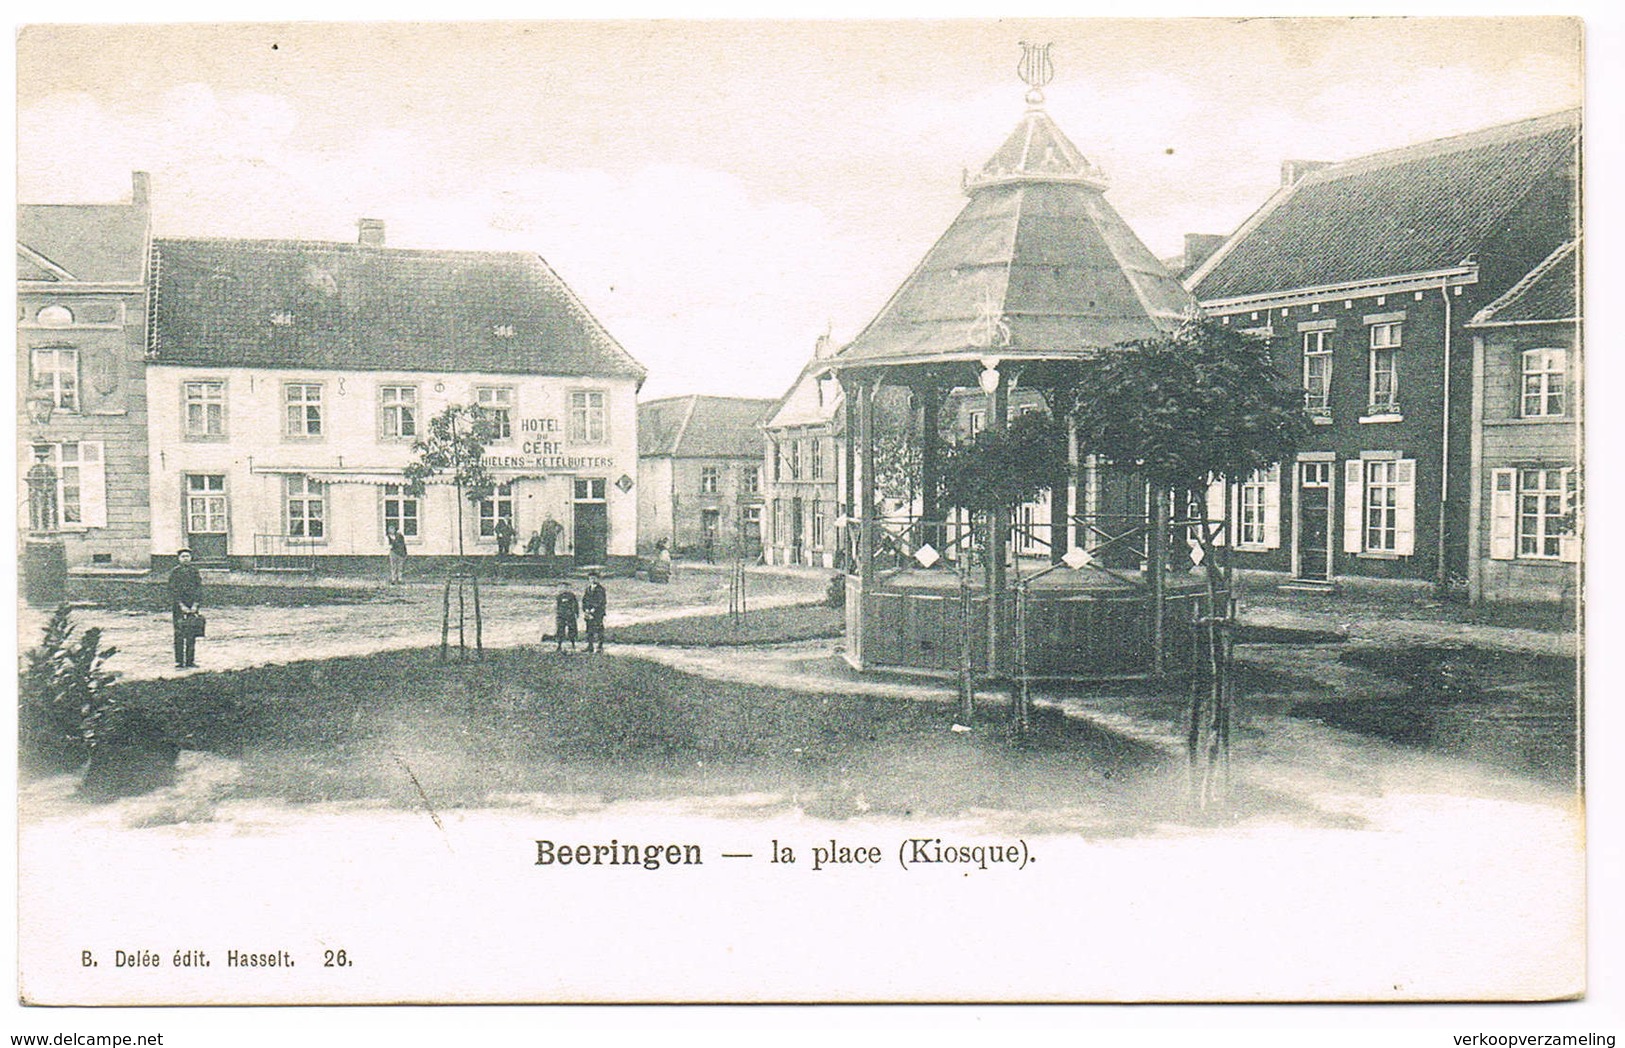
[19,606,122,773]
[825,574,846,608]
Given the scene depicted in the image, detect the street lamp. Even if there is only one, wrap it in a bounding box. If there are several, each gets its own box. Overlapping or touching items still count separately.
[25,395,58,536]
[22,393,67,606]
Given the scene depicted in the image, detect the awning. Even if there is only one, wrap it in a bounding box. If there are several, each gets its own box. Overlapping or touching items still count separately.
[250,467,408,486]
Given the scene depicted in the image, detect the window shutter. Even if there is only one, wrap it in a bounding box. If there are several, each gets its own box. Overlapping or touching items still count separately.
[1394,459,1416,556]
[79,441,108,528]
[1559,467,1580,564]
[1263,464,1282,550]
[1343,459,1364,553]
[1204,478,1227,547]
[1489,468,1516,561]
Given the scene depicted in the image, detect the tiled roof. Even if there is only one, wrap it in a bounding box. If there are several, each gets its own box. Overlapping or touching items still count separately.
[837,107,1194,368]
[638,395,774,458]
[1469,240,1579,326]
[1192,110,1580,302]
[148,237,646,381]
[18,202,149,285]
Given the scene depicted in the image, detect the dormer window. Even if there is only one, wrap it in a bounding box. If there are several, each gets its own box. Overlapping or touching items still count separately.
[270,312,295,327]
[493,324,515,338]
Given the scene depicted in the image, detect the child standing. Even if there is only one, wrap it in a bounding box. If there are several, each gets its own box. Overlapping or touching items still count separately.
[553,582,579,652]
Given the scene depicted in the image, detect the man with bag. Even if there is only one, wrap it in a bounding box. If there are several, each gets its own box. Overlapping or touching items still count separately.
[169,548,204,669]
[582,571,608,653]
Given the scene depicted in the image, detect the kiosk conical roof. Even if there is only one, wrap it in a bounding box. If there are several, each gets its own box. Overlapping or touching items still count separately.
[837,105,1195,369]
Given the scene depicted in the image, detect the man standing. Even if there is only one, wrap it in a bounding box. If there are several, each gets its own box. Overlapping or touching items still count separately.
[582,571,607,654]
[386,525,408,584]
[169,548,203,669]
[494,517,516,558]
[553,581,579,653]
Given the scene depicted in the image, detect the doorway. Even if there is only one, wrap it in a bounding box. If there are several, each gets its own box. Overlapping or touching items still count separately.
[1295,460,1333,582]
[573,477,608,566]
[185,474,229,564]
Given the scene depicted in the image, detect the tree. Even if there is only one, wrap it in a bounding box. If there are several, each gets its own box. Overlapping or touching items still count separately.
[1068,315,1308,804]
[403,403,497,561]
[939,410,1068,516]
[1070,315,1308,496]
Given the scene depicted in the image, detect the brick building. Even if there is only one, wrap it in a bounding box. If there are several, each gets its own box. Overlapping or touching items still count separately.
[1189,110,1580,591]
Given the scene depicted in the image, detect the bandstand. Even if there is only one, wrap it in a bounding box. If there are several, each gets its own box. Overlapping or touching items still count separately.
[829,50,1230,698]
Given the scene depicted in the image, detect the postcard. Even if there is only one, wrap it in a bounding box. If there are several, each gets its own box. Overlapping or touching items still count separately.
[13,16,1595,1018]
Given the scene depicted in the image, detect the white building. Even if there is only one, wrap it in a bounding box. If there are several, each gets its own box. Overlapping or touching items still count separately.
[145,223,645,573]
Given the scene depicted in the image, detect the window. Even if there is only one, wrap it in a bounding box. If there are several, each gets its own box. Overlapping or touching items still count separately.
[700,465,720,494]
[1507,468,1576,560]
[742,465,761,496]
[812,499,825,549]
[1239,475,1267,547]
[789,440,802,480]
[773,442,783,482]
[810,439,824,481]
[1491,468,1578,563]
[380,386,418,440]
[1520,349,1566,418]
[1303,331,1333,415]
[33,442,106,528]
[1368,323,1401,410]
[1343,457,1415,556]
[184,380,227,438]
[574,477,607,502]
[477,387,514,441]
[569,390,607,444]
[967,410,986,439]
[382,484,420,540]
[31,347,79,412]
[1205,465,1280,551]
[1364,460,1402,552]
[285,476,326,539]
[37,305,73,327]
[479,483,515,538]
[285,383,324,437]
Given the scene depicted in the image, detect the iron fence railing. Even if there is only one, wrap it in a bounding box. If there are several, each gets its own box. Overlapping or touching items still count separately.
[252,533,319,573]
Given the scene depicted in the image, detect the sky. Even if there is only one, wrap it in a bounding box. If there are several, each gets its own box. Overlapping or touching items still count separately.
[16,19,1585,401]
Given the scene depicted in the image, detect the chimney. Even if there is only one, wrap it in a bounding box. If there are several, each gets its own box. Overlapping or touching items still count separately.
[131,171,151,209]
[357,218,386,248]
[814,333,834,359]
[1280,159,1331,187]
[1182,233,1227,273]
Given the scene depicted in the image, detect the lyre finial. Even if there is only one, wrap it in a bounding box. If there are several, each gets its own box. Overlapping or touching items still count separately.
[1017,41,1054,107]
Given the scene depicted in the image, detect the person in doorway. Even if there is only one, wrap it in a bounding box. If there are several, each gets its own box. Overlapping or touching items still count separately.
[386,525,408,584]
[553,581,580,653]
[494,517,516,558]
[582,571,608,653]
[524,530,544,557]
[540,516,563,574]
[169,548,204,669]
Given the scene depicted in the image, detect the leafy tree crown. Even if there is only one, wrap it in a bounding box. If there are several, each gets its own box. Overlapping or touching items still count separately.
[1070,316,1308,491]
